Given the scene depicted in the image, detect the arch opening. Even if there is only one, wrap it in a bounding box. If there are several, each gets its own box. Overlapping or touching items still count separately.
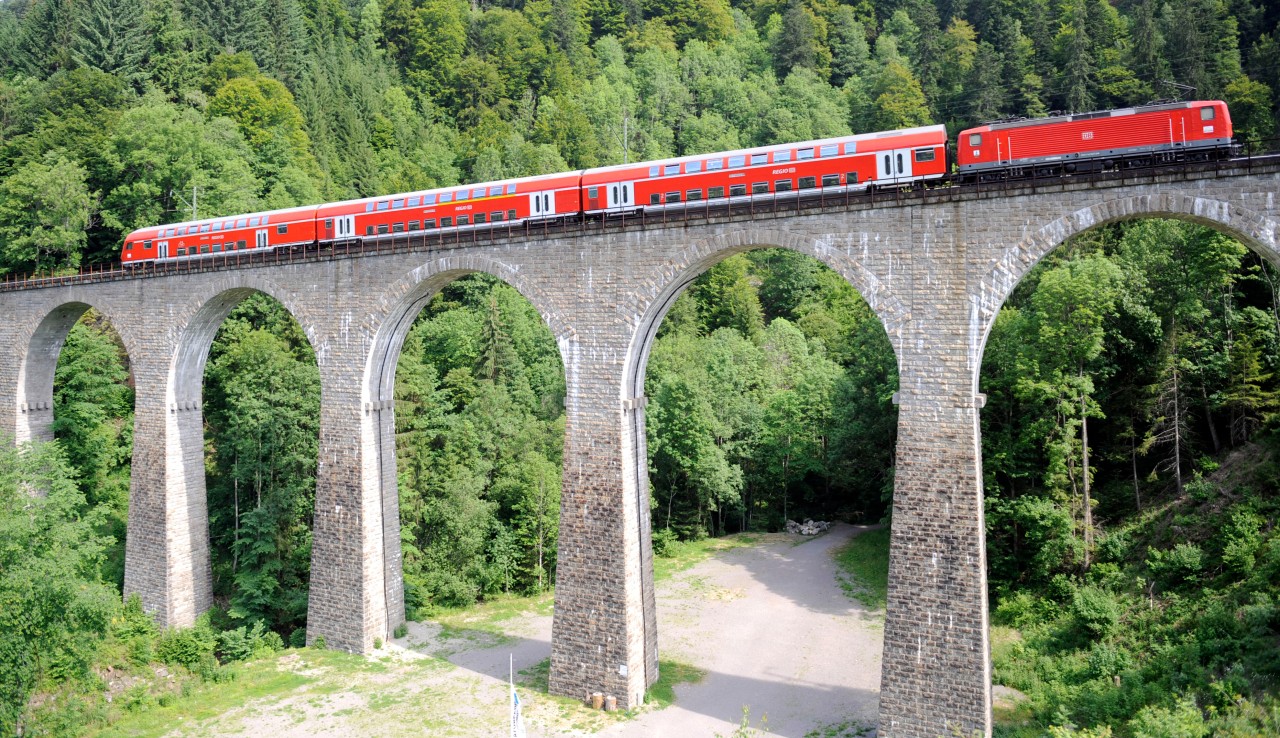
[626,245,898,730]
[32,305,137,590]
[976,214,1280,731]
[192,290,322,642]
[367,268,567,625]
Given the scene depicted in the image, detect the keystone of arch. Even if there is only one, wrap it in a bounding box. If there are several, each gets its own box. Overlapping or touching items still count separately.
[972,191,1280,389]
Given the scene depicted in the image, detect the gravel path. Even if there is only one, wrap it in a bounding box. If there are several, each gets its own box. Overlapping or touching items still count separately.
[602,523,882,738]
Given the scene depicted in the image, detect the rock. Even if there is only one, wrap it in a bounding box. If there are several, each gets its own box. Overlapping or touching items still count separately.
[785,519,832,535]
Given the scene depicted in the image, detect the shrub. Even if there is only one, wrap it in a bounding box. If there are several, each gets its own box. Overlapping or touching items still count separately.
[1220,509,1263,576]
[196,652,233,683]
[1147,544,1204,588]
[217,625,257,663]
[260,631,284,653]
[1087,642,1133,679]
[289,628,307,648]
[374,637,383,649]
[312,635,326,650]
[156,621,217,669]
[652,527,678,557]
[1096,530,1131,564]
[216,621,279,662]
[1128,696,1208,738]
[1073,585,1123,637]
[393,623,408,639]
[126,636,154,667]
[113,595,158,641]
[121,683,152,713]
[1185,474,1217,503]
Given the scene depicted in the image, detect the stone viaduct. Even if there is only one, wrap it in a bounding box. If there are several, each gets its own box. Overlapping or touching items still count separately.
[3,159,1279,737]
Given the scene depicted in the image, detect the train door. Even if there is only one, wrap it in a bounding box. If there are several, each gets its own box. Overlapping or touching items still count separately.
[255,229,269,249]
[606,181,634,210]
[157,240,169,259]
[530,191,556,218]
[876,149,914,182]
[337,215,355,239]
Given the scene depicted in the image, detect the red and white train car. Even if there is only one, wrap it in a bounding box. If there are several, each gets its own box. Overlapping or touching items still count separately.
[122,205,318,264]
[314,171,583,243]
[956,100,1233,179]
[580,125,948,215]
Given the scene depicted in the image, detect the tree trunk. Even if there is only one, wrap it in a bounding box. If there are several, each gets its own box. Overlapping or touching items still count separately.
[1173,363,1183,495]
[1203,386,1221,452]
[1080,380,1092,570]
[1130,418,1141,511]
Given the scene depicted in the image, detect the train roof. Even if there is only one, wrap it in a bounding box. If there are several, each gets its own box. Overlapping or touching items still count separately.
[315,171,584,214]
[582,125,948,181]
[963,100,1226,133]
[127,204,318,239]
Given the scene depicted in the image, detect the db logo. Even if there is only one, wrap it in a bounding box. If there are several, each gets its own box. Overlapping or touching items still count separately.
[1082,131,1094,140]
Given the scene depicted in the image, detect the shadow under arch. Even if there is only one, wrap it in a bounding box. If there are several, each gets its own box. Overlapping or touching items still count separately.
[16,299,138,446]
[619,229,907,692]
[974,193,1280,393]
[156,275,323,627]
[361,255,573,637]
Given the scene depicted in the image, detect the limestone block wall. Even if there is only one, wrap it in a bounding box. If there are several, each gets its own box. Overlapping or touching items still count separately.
[0,161,1275,736]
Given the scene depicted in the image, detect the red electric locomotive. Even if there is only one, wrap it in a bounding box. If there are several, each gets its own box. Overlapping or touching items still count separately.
[122,205,319,265]
[580,124,948,214]
[956,100,1232,181]
[314,171,582,244]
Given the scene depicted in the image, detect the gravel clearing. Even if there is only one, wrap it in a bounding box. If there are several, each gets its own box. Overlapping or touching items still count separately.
[165,523,882,738]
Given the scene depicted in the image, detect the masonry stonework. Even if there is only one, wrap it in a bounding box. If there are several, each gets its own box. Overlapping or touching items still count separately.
[2,162,1277,736]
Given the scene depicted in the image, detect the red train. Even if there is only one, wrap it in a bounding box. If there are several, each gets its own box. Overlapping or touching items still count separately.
[121,101,1232,265]
[956,100,1232,181]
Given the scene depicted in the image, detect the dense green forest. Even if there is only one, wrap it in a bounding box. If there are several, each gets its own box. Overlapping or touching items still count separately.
[2,0,1280,733]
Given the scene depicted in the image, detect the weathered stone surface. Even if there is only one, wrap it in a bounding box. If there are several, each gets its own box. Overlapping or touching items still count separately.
[2,162,1277,737]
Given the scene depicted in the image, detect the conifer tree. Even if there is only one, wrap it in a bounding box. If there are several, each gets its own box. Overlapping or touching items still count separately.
[72,0,146,86]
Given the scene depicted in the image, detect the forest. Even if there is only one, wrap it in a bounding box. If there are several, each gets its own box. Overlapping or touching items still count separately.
[1,0,1279,733]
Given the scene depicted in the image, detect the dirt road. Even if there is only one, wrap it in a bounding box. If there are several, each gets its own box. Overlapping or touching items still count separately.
[602,523,882,737]
[158,524,882,738]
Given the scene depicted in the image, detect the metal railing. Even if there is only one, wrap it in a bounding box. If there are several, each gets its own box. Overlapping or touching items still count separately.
[4,138,1279,294]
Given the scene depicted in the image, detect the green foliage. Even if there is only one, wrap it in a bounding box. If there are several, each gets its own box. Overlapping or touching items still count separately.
[0,439,119,735]
[1071,585,1122,637]
[204,295,320,635]
[984,219,1280,732]
[156,617,218,669]
[0,154,95,275]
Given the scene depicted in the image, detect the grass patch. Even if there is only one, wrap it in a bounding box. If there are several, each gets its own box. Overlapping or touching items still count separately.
[428,590,555,634]
[89,648,365,738]
[803,718,876,737]
[646,660,707,707]
[518,657,705,730]
[652,532,762,581]
[833,527,889,610]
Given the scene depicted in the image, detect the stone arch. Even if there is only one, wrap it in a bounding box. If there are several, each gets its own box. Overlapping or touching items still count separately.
[365,254,572,405]
[622,227,908,406]
[973,192,1280,393]
[615,228,908,692]
[16,297,138,446]
[154,274,323,627]
[359,254,572,640]
[168,274,321,408]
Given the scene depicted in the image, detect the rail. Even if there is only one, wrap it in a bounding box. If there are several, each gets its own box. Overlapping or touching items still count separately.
[4,139,1280,294]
